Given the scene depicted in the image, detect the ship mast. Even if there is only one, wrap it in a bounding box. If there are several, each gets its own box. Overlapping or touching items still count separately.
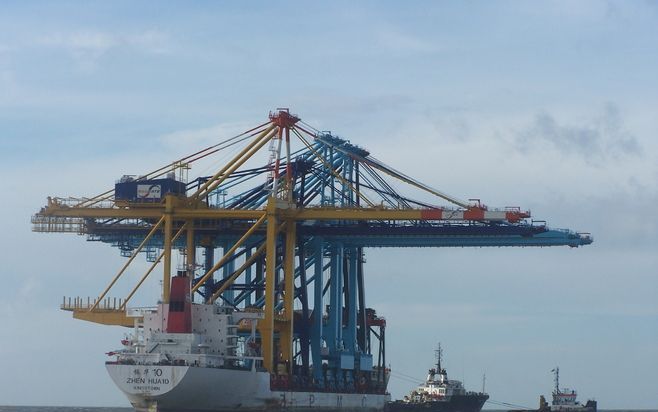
[553,367,560,393]
[435,343,443,372]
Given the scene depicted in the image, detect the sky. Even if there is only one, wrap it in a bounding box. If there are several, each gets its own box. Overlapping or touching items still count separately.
[1,0,657,408]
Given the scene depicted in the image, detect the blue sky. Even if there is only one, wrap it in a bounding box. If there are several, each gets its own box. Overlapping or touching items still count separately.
[1,1,657,408]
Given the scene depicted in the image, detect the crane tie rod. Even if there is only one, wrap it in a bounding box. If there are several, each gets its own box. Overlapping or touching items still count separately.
[292,127,376,208]
[70,121,272,209]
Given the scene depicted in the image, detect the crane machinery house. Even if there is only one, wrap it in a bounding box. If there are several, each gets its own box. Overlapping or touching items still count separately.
[115,175,187,203]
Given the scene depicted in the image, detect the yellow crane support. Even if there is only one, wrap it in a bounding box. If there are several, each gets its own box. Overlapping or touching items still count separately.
[120,223,188,310]
[90,216,165,311]
[192,124,277,199]
[191,214,268,297]
[279,218,297,374]
[208,222,286,304]
[262,196,279,372]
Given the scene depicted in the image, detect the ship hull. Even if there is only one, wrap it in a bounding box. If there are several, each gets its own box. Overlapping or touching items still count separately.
[107,363,390,411]
[385,394,489,412]
[509,401,597,412]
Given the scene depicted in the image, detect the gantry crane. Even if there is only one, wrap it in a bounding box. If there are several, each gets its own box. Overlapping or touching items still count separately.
[32,109,592,389]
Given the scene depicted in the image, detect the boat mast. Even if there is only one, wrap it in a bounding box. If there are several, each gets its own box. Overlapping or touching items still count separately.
[553,367,560,393]
[435,343,443,372]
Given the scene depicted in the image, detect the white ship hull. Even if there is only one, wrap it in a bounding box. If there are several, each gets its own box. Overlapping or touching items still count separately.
[107,363,390,412]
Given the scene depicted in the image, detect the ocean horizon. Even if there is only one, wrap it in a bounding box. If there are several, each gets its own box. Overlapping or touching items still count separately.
[1,407,657,412]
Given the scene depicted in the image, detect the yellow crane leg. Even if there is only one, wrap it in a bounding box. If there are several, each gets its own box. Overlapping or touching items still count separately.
[186,220,195,297]
[262,197,278,372]
[163,196,174,303]
[279,218,296,375]
[186,220,195,276]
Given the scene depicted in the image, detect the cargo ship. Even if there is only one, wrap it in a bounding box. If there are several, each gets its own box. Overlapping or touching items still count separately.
[509,368,596,412]
[385,345,488,412]
[106,276,391,411]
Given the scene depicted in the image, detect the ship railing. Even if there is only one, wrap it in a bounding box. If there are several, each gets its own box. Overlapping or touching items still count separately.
[61,296,125,311]
[116,352,263,369]
[61,297,157,315]
[52,196,116,209]
[118,353,162,364]
[32,215,86,234]
[224,355,264,361]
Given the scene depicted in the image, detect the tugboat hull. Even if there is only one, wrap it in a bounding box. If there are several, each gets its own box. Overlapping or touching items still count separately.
[386,394,489,412]
[509,399,597,412]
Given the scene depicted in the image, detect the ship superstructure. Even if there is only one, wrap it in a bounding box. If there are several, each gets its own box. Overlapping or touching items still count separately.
[32,110,592,411]
[107,277,390,411]
[549,368,596,412]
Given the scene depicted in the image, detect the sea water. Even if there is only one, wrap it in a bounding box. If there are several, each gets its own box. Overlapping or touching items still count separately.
[1,408,656,412]
[0,408,133,412]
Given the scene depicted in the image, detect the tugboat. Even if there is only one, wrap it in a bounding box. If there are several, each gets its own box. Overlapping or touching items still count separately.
[510,367,596,412]
[546,367,596,412]
[386,344,489,412]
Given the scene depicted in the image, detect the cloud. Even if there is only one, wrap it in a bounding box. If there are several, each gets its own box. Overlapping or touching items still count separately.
[376,29,441,54]
[514,103,641,163]
[124,30,170,54]
[37,29,170,70]
[17,277,41,300]
[159,122,258,149]
[157,122,275,178]
[0,67,23,107]
[296,93,415,120]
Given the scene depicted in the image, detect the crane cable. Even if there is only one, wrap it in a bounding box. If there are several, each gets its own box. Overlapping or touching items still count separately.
[388,370,532,410]
[295,121,469,209]
[70,121,272,208]
[485,399,533,409]
[292,127,376,208]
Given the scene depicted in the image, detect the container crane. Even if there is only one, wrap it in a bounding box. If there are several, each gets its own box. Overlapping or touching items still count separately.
[32,109,592,390]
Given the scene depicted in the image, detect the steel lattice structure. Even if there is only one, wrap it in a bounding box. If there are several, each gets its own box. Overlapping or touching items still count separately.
[33,109,592,388]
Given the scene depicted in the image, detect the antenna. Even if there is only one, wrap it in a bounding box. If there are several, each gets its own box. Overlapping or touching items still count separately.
[552,367,560,393]
[435,343,443,372]
[482,373,486,393]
